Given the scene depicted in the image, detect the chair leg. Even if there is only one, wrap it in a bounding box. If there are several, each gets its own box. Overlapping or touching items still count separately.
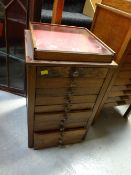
[123,104,131,119]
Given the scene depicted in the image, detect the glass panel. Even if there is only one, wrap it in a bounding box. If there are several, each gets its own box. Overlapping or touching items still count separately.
[0,0,6,53]
[7,20,25,59]
[9,57,25,90]
[6,0,26,59]
[21,0,27,8]
[0,52,7,85]
[6,0,26,23]
[31,23,112,55]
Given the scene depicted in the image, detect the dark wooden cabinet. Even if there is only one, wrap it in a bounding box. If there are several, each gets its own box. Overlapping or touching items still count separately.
[0,0,29,95]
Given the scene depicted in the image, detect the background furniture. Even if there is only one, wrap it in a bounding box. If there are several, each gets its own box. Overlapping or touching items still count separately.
[83,0,102,18]
[91,3,131,120]
[102,0,131,13]
[25,22,116,149]
[0,0,29,95]
[41,0,93,28]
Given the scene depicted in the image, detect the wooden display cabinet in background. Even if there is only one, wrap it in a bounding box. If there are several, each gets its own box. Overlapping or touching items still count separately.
[91,3,131,120]
[0,0,29,95]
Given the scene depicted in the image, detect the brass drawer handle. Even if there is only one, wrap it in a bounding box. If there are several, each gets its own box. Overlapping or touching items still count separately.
[64,98,71,103]
[63,113,68,120]
[60,120,65,126]
[72,70,79,77]
[60,127,65,132]
[70,83,76,88]
[66,91,74,96]
[64,108,71,113]
[59,138,63,145]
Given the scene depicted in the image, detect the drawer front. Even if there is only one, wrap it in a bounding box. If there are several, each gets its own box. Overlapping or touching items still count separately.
[37,66,108,78]
[109,89,131,97]
[104,102,118,108]
[114,77,131,86]
[34,110,92,131]
[35,95,97,105]
[35,103,94,113]
[105,97,131,106]
[111,85,131,91]
[34,129,86,149]
[36,77,104,89]
[36,87,100,97]
[106,96,131,103]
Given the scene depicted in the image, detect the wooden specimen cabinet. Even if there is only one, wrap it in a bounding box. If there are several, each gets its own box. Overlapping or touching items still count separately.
[91,3,131,119]
[25,22,117,149]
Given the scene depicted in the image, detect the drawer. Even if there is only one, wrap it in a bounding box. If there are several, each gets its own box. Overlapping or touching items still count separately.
[37,66,108,78]
[105,97,131,107]
[106,96,131,103]
[111,85,131,91]
[36,77,104,88]
[34,128,86,149]
[36,87,100,97]
[109,89,131,97]
[35,95,97,105]
[104,102,118,108]
[37,67,70,78]
[35,103,94,113]
[114,78,131,86]
[34,110,92,131]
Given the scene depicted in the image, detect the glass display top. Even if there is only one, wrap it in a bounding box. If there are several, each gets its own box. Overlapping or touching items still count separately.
[31,23,112,55]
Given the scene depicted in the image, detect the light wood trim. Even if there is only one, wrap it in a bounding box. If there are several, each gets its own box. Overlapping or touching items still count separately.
[83,0,102,17]
[89,68,117,123]
[83,67,117,137]
[35,49,113,63]
[25,30,34,61]
[117,27,131,64]
[102,0,131,13]
[96,3,131,18]
[29,23,37,49]
[51,0,65,24]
